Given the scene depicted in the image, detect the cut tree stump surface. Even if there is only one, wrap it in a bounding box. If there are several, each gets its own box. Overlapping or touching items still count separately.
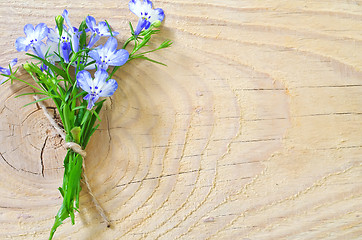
[0,0,361,239]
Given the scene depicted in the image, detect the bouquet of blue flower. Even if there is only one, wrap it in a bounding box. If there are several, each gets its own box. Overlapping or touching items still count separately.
[0,1,171,239]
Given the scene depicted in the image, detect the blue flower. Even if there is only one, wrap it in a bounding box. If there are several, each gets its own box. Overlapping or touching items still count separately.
[76,69,118,110]
[62,9,80,53]
[88,37,129,70]
[15,23,48,58]
[86,16,119,48]
[47,26,73,63]
[129,0,165,35]
[0,59,17,84]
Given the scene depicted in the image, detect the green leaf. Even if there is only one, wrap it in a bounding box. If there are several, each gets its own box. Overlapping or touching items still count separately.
[133,33,151,53]
[22,96,52,108]
[64,87,72,102]
[129,21,134,34]
[58,187,64,197]
[79,20,88,49]
[79,30,87,50]
[74,104,86,126]
[14,92,48,98]
[159,39,173,49]
[78,19,88,31]
[72,105,87,111]
[88,123,100,138]
[134,55,167,66]
[105,20,114,37]
[70,127,81,144]
[92,108,101,122]
[26,53,68,79]
[81,110,91,125]
[82,100,105,147]
[109,66,120,79]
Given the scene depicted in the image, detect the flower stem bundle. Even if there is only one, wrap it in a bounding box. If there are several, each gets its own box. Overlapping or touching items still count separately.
[0,1,171,239]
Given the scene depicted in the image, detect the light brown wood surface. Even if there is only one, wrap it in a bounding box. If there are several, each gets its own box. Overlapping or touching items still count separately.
[0,0,361,239]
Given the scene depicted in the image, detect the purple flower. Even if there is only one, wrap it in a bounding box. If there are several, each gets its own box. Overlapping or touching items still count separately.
[129,0,165,35]
[76,69,118,110]
[86,16,119,48]
[88,37,129,70]
[15,23,48,58]
[0,59,17,84]
[62,9,80,53]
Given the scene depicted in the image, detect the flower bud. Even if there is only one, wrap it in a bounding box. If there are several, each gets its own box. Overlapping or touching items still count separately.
[55,15,64,36]
[23,63,44,76]
[23,63,32,72]
[152,20,161,28]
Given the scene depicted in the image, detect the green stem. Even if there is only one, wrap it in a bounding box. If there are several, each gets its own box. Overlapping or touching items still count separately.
[11,76,50,95]
[49,151,83,240]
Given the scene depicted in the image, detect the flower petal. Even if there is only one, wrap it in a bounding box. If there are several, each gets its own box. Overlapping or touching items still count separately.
[71,32,80,52]
[134,18,148,35]
[143,0,153,9]
[97,22,113,37]
[10,58,18,68]
[42,41,60,63]
[89,49,101,62]
[97,62,109,70]
[90,96,100,109]
[61,42,71,63]
[15,37,29,52]
[83,94,91,100]
[0,76,7,85]
[47,28,59,42]
[84,94,100,110]
[151,8,165,22]
[0,67,10,75]
[108,49,129,66]
[129,0,143,18]
[34,23,48,41]
[98,78,118,97]
[76,70,93,93]
[31,42,46,59]
[144,20,151,30]
[104,37,118,53]
[62,9,73,31]
[94,68,109,87]
[24,24,34,37]
[87,34,101,48]
[86,16,97,31]
[84,60,96,70]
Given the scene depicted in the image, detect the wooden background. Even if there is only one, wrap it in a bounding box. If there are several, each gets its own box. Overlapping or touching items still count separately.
[0,0,361,239]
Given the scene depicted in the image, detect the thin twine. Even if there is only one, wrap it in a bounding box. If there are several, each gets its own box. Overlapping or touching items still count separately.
[34,96,110,227]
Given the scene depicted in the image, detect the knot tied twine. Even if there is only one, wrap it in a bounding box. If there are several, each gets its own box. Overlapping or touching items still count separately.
[34,96,110,228]
[64,142,87,158]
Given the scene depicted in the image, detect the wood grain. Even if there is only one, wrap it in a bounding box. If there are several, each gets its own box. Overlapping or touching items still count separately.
[0,0,361,239]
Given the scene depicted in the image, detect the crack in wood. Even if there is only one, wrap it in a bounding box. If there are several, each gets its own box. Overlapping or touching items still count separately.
[115,170,199,187]
[239,85,362,91]
[243,112,361,122]
[40,136,49,177]
[0,152,39,175]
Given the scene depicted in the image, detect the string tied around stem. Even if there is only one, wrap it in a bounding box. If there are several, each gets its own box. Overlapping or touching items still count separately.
[34,96,110,228]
